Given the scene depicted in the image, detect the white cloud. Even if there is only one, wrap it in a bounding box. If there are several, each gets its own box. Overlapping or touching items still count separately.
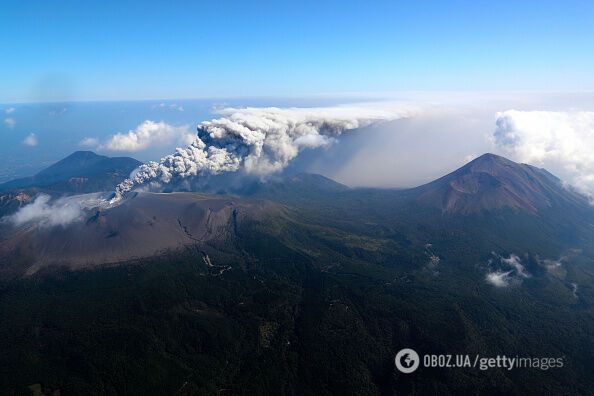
[464,153,478,163]
[49,107,68,116]
[153,102,184,111]
[102,120,195,152]
[79,137,99,147]
[4,117,16,128]
[5,194,82,227]
[485,253,530,287]
[486,270,513,287]
[4,107,15,114]
[501,253,530,278]
[22,133,38,146]
[543,259,562,273]
[493,110,594,196]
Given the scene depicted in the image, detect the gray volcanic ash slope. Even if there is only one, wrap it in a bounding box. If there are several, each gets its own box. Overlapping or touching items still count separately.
[1,192,282,275]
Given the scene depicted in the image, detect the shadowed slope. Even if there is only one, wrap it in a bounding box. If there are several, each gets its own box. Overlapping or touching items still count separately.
[415,153,589,214]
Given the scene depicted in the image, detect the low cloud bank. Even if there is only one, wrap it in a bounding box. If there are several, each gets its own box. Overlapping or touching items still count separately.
[493,110,594,197]
[6,194,83,227]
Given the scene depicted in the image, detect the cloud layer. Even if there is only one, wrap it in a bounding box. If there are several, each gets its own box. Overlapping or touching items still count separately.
[101,120,195,152]
[6,194,83,227]
[114,104,414,199]
[493,110,594,196]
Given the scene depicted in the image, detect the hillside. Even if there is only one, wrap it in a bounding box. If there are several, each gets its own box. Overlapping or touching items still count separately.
[1,192,284,275]
[0,151,141,193]
[1,153,594,394]
[415,153,589,214]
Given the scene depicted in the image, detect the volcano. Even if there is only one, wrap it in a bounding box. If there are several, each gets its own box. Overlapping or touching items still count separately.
[2,152,594,394]
[415,153,589,214]
[0,151,140,194]
[2,152,593,276]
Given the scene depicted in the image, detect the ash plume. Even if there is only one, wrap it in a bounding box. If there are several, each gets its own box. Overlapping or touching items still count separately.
[113,104,414,200]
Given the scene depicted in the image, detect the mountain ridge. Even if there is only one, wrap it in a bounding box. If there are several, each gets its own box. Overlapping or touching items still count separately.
[0,151,141,195]
[2,154,594,394]
[414,153,589,214]
[2,151,594,275]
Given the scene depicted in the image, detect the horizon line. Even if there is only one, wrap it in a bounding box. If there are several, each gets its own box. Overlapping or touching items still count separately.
[4,89,594,106]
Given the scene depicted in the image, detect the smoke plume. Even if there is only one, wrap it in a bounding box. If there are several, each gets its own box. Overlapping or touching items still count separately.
[113,104,414,200]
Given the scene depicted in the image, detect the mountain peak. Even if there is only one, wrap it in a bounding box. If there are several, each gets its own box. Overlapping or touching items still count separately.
[0,151,141,193]
[472,152,506,160]
[461,153,519,172]
[38,151,107,177]
[66,150,103,158]
[417,153,586,214]
[287,173,349,191]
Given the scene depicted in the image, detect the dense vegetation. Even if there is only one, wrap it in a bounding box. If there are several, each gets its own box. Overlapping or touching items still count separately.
[1,205,593,395]
[1,157,594,394]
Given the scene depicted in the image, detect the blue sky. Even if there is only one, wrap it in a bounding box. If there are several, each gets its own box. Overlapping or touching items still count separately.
[2,1,594,103]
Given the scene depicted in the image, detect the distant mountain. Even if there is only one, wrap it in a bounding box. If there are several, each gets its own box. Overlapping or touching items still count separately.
[415,153,589,214]
[249,173,350,203]
[2,153,594,394]
[3,153,594,275]
[152,171,350,199]
[277,173,349,193]
[0,151,141,193]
